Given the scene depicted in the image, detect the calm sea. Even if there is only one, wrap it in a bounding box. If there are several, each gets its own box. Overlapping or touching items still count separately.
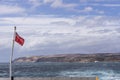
[0,62,120,80]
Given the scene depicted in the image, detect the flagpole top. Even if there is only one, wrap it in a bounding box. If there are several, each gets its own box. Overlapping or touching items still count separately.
[14,26,16,30]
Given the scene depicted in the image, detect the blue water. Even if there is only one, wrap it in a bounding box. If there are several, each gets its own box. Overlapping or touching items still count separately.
[0,62,120,80]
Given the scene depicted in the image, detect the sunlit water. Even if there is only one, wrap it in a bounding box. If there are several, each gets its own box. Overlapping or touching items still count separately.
[0,62,119,80]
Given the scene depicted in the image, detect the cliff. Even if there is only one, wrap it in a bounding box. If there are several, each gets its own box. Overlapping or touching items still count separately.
[14,53,120,63]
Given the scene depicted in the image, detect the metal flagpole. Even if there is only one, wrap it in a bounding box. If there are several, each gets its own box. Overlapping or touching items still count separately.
[10,26,16,80]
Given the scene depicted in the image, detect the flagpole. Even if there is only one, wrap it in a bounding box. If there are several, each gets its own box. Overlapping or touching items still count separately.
[10,26,16,80]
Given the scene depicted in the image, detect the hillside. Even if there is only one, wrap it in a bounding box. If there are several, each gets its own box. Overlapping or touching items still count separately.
[14,53,120,63]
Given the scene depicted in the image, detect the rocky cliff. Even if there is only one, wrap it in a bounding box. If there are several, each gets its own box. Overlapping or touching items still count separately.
[14,53,120,62]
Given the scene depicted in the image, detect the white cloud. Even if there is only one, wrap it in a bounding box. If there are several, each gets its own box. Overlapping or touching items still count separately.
[85,3,120,7]
[1,16,75,26]
[75,6,93,13]
[0,0,120,62]
[102,4,120,7]
[83,7,93,12]
[28,0,42,8]
[80,0,119,3]
[43,0,77,9]
[43,0,54,3]
[97,10,104,14]
[80,0,88,3]
[0,15,120,56]
[0,5,25,15]
[51,0,76,8]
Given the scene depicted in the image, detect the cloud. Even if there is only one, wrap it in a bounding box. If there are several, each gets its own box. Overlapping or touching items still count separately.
[73,6,94,13]
[28,0,42,8]
[0,5,25,15]
[0,15,120,59]
[43,0,53,3]
[51,0,76,8]
[44,0,77,9]
[0,0,120,62]
[96,10,105,14]
[82,3,120,7]
[89,29,113,34]
[74,16,120,27]
[50,21,71,26]
[0,0,119,17]
[80,0,88,3]
[116,28,120,33]
[83,7,93,12]
[80,0,120,3]
[75,6,103,14]
[0,16,75,26]
[102,4,120,7]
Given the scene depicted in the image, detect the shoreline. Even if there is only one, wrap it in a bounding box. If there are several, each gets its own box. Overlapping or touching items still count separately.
[0,77,98,80]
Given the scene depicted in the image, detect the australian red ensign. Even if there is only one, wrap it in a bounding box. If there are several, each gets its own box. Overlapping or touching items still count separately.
[15,32,24,46]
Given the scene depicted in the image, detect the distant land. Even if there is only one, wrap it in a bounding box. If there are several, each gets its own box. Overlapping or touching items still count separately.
[14,53,120,63]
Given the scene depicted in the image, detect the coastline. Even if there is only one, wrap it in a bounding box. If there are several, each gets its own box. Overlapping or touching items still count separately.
[14,53,120,63]
[0,77,98,80]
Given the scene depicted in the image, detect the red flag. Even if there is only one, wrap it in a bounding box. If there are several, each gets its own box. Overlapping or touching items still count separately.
[15,32,24,46]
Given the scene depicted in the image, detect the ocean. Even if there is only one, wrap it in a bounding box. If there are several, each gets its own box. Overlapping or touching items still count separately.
[0,62,119,80]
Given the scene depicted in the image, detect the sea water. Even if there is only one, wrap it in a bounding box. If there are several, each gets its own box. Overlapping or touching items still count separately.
[0,62,119,80]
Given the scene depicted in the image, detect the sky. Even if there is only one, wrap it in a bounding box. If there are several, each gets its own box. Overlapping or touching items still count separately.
[0,0,120,62]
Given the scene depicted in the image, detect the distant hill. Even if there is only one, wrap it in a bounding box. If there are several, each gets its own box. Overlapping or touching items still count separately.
[14,53,120,63]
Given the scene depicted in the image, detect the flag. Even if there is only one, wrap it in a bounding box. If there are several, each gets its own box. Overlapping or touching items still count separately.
[15,32,24,46]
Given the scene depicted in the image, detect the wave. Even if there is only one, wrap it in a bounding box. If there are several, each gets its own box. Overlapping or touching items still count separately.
[59,70,120,80]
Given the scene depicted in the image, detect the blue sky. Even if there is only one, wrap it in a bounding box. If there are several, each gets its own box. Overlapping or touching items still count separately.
[0,0,120,62]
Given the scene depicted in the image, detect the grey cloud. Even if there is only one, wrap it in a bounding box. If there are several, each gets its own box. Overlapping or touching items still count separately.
[89,29,113,34]
[74,17,104,27]
[74,16,120,27]
[116,28,120,33]
[23,35,120,55]
[1,16,120,61]
[60,36,120,53]
[50,21,71,26]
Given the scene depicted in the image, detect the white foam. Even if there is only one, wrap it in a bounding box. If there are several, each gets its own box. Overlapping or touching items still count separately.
[59,70,120,80]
